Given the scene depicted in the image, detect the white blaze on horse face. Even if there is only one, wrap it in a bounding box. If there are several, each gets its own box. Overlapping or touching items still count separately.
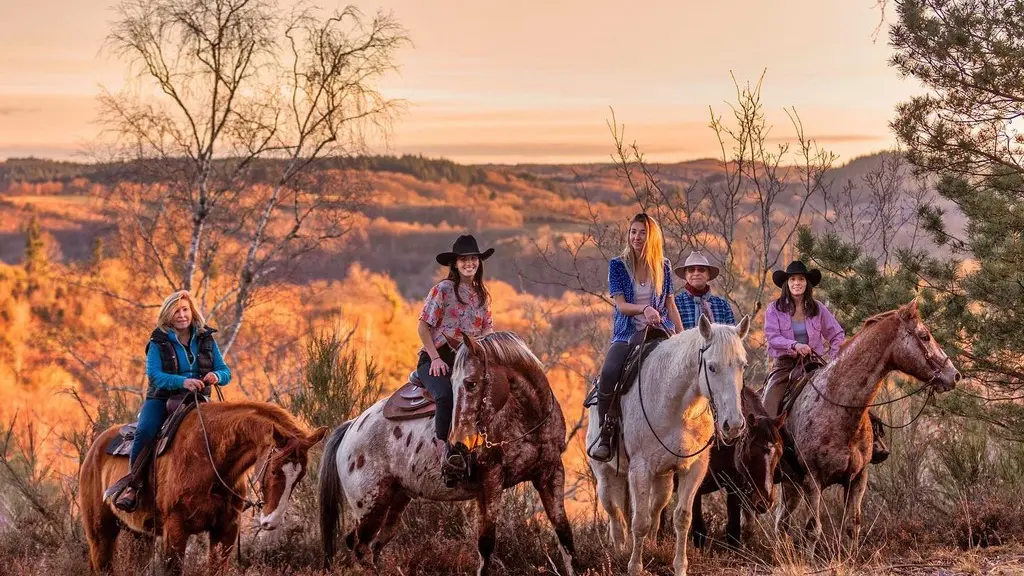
[260,462,301,530]
[449,359,482,447]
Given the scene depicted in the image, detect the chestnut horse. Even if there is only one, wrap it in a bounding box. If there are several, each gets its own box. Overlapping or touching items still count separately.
[79,400,328,574]
[319,331,575,576]
[775,299,960,552]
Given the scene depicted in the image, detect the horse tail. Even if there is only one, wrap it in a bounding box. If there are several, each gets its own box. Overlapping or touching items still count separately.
[319,419,353,570]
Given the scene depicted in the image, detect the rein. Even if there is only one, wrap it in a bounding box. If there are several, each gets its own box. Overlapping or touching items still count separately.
[636,325,724,460]
[191,390,274,512]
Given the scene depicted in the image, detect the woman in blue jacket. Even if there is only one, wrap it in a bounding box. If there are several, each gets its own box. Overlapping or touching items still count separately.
[112,289,232,511]
[590,213,682,461]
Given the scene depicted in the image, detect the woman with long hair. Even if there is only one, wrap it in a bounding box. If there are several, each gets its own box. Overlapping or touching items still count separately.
[590,213,683,461]
[416,234,495,486]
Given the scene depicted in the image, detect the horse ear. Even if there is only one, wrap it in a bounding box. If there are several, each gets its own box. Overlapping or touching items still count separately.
[775,410,788,429]
[307,426,329,446]
[736,315,750,339]
[462,332,482,357]
[899,297,920,322]
[745,412,757,429]
[272,427,289,449]
[698,313,713,340]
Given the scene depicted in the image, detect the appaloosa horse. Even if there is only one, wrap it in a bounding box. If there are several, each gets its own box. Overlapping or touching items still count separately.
[319,331,575,576]
[775,299,960,552]
[587,314,751,576]
[689,385,785,549]
[79,400,328,574]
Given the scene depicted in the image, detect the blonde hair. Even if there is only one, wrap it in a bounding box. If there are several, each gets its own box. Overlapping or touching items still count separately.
[620,213,665,298]
[157,290,206,331]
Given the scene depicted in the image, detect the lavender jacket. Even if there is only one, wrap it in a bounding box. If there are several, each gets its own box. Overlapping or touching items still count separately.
[764,300,846,361]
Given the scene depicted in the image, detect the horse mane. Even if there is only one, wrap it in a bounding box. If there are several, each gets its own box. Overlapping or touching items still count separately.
[202,400,307,441]
[452,331,545,378]
[837,309,902,355]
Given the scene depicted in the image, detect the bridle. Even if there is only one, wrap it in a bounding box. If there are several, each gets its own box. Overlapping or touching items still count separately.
[191,390,277,512]
[463,357,556,452]
[636,325,736,460]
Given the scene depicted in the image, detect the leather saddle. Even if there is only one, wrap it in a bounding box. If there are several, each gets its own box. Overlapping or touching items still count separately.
[584,326,670,409]
[104,391,208,458]
[383,370,437,421]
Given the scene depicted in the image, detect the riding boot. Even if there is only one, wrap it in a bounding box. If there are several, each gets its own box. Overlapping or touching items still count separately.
[869,411,890,464]
[590,393,614,462]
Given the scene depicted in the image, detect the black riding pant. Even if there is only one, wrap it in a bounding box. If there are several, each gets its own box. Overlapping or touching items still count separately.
[596,341,632,420]
[417,344,458,442]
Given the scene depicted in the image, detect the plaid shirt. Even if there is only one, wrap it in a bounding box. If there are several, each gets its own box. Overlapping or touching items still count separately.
[608,256,675,343]
[674,290,735,330]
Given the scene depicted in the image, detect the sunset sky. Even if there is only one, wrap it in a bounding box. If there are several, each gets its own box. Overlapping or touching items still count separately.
[0,0,919,165]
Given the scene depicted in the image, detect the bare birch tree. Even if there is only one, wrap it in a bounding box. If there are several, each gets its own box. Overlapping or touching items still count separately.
[97,0,409,354]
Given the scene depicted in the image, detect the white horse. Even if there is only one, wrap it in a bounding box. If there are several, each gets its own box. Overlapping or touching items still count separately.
[587,314,750,576]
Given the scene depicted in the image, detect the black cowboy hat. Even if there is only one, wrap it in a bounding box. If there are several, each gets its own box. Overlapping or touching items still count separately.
[436,234,495,267]
[772,260,822,288]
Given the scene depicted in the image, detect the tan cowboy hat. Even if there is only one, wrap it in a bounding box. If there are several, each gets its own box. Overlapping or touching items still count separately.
[673,251,720,281]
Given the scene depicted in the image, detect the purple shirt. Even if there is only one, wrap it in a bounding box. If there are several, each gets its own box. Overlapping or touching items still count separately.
[764,300,846,361]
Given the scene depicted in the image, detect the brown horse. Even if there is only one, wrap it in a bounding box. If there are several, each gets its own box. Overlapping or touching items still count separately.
[80,400,328,574]
[691,386,785,549]
[653,386,785,548]
[319,331,575,576]
[774,299,960,552]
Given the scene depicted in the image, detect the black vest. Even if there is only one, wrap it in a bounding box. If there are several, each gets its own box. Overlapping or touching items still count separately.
[146,327,217,399]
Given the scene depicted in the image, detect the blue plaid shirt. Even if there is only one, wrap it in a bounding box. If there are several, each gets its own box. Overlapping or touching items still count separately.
[608,256,675,343]
[674,290,735,330]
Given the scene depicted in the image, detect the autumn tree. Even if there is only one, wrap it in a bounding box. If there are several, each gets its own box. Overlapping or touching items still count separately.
[97,0,409,353]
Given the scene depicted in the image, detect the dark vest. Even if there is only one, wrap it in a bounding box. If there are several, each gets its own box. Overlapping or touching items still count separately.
[146,327,217,399]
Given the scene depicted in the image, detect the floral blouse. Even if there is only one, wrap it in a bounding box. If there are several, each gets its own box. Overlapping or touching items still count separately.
[418,279,493,351]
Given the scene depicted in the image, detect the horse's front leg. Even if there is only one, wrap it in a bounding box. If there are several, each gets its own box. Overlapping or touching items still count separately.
[532,465,576,576]
[162,515,191,576]
[844,467,868,557]
[802,475,823,557]
[776,478,802,541]
[649,471,674,541]
[475,468,503,576]
[208,512,241,573]
[725,489,742,549]
[690,491,707,549]
[673,454,709,576]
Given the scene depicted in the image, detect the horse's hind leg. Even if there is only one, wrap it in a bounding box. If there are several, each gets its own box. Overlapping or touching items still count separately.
[370,491,411,563]
[532,466,577,576]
